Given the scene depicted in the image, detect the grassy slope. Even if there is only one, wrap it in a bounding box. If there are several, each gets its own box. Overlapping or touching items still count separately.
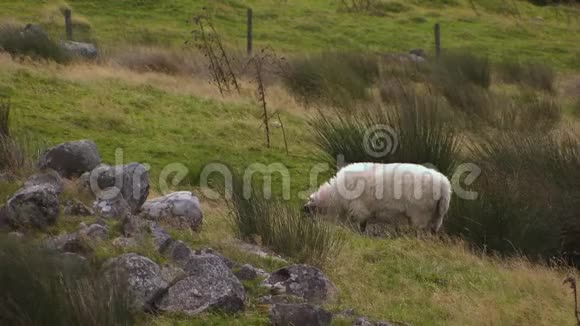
[0,0,578,70]
[0,56,576,325]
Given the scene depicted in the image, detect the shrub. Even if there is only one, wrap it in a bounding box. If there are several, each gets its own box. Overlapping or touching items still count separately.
[227,173,345,267]
[497,59,554,92]
[431,51,491,120]
[494,93,562,132]
[109,46,198,75]
[0,236,137,326]
[282,52,378,109]
[432,51,491,89]
[0,24,69,63]
[311,92,462,175]
[446,131,580,261]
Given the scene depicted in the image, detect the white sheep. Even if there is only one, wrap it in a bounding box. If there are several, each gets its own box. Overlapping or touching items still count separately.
[304,162,452,233]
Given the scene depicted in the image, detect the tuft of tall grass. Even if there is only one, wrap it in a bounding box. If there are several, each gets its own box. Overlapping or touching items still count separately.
[0,236,137,326]
[494,93,562,132]
[311,92,462,176]
[430,51,492,120]
[227,173,345,267]
[447,131,580,261]
[0,23,69,63]
[281,51,378,109]
[0,99,45,176]
[497,59,555,92]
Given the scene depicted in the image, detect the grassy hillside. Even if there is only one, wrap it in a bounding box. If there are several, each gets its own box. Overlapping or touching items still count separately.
[0,0,578,70]
[0,53,578,325]
[1,1,580,325]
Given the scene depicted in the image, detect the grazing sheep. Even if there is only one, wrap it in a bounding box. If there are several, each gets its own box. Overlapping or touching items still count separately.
[304,162,452,233]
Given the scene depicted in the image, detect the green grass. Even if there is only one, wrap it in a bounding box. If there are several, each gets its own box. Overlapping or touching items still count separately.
[0,56,577,325]
[0,60,316,197]
[0,0,578,70]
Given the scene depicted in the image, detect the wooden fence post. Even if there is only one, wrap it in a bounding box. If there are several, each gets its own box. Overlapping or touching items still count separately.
[434,23,441,58]
[247,8,253,56]
[64,8,73,41]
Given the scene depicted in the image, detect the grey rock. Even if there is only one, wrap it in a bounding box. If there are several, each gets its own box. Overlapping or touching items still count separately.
[46,232,92,255]
[24,169,64,195]
[112,236,138,249]
[121,214,148,237]
[235,241,288,263]
[263,265,338,304]
[86,163,149,214]
[103,253,168,310]
[269,303,332,326]
[23,24,48,40]
[235,264,269,281]
[0,205,8,230]
[79,223,109,241]
[409,48,426,58]
[354,317,394,326]
[60,40,98,59]
[93,190,130,219]
[155,252,245,315]
[160,239,192,266]
[5,185,59,230]
[140,191,203,231]
[63,199,94,216]
[195,247,235,269]
[160,264,187,284]
[39,140,101,178]
[148,221,172,250]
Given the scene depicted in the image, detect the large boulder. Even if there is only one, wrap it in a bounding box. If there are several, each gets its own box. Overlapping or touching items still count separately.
[24,169,64,195]
[60,40,98,59]
[39,140,101,178]
[269,303,332,326]
[86,163,149,214]
[103,253,168,310]
[5,185,59,229]
[262,265,338,304]
[155,251,245,315]
[140,192,203,231]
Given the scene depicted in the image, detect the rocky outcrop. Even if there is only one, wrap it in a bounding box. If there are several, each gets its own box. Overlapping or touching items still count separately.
[262,265,338,304]
[155,251,246,315]
[24,169,64,195]
[4,185,59,230]
[140,192,203,231]
[269,303,333,326]
[39,140,101,178]
[103,253,168,310]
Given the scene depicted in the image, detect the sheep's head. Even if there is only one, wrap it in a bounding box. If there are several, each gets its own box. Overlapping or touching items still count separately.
[303,183,331,215]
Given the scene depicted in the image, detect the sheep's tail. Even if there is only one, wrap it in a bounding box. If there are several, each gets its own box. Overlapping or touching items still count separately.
[430,181,452,233]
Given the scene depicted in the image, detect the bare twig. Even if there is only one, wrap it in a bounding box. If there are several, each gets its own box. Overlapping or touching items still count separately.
[276,111,289,155]
[563,274,580,326]
[191,9,240,95]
